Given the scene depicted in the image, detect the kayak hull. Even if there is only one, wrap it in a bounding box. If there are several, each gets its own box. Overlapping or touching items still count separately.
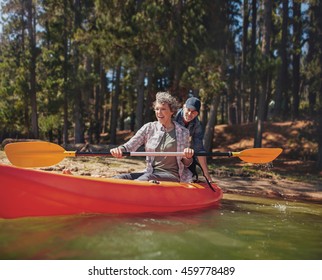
[0,164,222,219]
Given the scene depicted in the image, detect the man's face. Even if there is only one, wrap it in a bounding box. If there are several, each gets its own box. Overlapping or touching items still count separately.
[183,105,199,123]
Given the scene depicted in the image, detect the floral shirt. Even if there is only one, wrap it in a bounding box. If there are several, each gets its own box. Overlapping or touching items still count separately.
[122,121,192,182]
[175,108,206,153]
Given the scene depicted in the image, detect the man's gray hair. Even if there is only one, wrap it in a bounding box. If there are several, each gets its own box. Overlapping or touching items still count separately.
[153,92,179,116]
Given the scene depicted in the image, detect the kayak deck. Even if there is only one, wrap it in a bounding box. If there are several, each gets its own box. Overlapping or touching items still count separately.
[0,164,223,219]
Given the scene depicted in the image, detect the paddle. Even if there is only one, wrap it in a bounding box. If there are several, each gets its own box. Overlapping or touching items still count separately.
[4,141,282,168]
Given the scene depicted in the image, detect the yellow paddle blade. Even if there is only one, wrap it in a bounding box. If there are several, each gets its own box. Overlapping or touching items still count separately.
[233,148,283,163]
[4,142,73,168]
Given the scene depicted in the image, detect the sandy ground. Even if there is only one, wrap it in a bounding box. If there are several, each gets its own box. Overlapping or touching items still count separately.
[1,151,321,204]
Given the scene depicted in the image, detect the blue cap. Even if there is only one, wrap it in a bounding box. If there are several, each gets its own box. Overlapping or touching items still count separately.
[185,97,201,113]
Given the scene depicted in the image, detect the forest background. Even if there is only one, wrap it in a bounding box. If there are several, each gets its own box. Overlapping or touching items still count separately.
[0,0,321,172]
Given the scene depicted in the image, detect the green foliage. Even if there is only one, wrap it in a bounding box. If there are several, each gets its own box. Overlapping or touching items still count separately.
[181,49,226,102]
[38,113,62,135]
[0,0,321,157]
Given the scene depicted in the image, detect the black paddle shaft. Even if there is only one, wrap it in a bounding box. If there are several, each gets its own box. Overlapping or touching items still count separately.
[75,151,233,157]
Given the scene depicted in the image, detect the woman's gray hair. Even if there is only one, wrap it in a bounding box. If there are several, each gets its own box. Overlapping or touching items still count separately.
[153,92,179,116]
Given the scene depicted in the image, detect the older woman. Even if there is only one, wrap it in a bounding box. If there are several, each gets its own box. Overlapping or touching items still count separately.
[110,92,194,182]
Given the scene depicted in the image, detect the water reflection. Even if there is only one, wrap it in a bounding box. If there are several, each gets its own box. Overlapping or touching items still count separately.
[0,194,321,260]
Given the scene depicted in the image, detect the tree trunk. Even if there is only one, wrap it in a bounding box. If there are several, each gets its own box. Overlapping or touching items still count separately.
[307,4,317,118]
[62,0,69,144]
[274,0,289,119]
[74,88,85,143]
[171,0,184,95]
[292,1,301,119]
[73,0,84,143]
[204,95,220,152]
[94,55,102,143]
[26,0,39,138]
[248,0,257,123]
[135,59,146,131]
[254,0,272,148]
[315,1,322,171]
[317,109,322,171]
[240,0,249,124]
[144,69,154,123]
[110,64,121,144]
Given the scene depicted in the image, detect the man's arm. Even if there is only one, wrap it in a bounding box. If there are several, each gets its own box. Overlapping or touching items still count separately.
[191,121,214,182]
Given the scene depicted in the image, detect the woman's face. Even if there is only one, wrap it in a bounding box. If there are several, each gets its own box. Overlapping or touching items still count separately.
[154,101,173,127]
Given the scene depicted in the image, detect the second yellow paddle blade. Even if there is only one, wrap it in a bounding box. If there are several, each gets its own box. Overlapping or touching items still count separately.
[237,148,283,163]
[4,142,67,168]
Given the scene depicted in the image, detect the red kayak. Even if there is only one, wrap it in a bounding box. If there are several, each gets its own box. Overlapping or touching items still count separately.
[0,164,222,219]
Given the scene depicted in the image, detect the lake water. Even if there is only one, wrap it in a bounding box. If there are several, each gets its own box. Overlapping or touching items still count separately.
[0,194,321,260]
